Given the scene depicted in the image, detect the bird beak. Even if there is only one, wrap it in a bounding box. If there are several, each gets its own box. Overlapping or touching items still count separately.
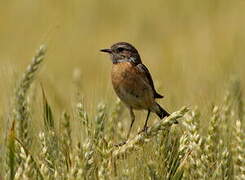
[100,48,112,54]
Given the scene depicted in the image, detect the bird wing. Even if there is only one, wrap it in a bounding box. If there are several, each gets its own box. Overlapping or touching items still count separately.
[136,63,164,99]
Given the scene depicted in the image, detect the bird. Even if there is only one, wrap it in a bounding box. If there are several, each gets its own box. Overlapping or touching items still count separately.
[100,42,170,139]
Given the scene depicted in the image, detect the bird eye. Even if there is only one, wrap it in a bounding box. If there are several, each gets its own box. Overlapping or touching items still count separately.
[117,47,125,52]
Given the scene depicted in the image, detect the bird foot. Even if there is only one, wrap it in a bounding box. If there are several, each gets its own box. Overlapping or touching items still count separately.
[114,141,127,147]
[138,126,149,134]
[173,120,179,124]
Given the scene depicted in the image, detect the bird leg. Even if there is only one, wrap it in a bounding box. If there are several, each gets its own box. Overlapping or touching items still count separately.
[114,108,135,147]
[127,107,135,139]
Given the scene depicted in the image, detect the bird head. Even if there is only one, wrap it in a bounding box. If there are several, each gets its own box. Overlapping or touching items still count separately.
[100,42,142,64]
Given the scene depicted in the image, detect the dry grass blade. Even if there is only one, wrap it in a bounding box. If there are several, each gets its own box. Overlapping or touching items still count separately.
[41,86,54,130]
[7,120,16,180]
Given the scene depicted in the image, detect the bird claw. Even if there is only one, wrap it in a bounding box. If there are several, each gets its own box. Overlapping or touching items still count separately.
[173,120,179,124]
[138,126,149,134]
[114,141,126,147]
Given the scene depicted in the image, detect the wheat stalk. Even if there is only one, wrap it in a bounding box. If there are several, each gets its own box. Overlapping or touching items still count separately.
[14,45,47,147]
[112,107,189,159]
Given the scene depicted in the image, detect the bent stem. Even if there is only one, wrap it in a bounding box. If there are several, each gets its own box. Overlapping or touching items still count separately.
[112,106,189,159]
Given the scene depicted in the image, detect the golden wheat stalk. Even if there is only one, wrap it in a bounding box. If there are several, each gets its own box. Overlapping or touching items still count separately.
[112,107,189,159]
[14,45,47,147]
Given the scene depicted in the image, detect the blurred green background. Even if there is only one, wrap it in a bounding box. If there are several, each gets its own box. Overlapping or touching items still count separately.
[0,0,244,115]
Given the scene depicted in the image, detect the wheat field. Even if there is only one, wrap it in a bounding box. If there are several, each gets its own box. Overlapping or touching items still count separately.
[0,0,245,179]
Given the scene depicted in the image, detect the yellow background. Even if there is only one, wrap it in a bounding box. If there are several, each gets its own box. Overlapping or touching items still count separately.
[0,0,244,113]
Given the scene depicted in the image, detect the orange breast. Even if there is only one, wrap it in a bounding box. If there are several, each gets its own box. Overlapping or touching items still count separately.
[111,62,154,109]
[111,62,134,87]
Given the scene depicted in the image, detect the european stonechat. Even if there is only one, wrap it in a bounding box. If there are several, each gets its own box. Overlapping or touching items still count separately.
[100,42,170,139]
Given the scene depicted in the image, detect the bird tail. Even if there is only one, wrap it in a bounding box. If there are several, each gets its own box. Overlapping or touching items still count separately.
[153,103,170,119]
